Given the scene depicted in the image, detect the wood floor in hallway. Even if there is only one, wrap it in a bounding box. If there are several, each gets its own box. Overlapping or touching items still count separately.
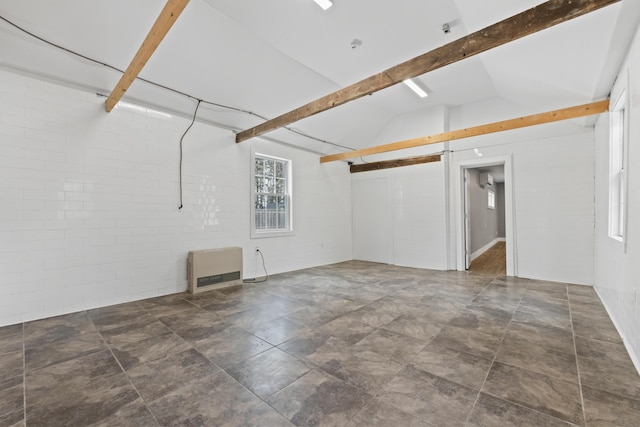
[469,241,506,275]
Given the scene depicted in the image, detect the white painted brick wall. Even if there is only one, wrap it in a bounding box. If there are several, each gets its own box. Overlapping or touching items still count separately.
[594,24,640,371]
[0,69,352,326]
[451,130,596,285]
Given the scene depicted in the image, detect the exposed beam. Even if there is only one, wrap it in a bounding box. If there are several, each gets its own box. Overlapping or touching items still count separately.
[235,0,620,143]
[105,0,190,112]
[321,100,609,163]
[350,155,441,173]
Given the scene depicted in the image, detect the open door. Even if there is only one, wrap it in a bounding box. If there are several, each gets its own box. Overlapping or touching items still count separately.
[464,169,471,269]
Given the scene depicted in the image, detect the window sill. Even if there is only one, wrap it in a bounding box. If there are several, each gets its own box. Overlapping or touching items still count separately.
[251,230,294,239]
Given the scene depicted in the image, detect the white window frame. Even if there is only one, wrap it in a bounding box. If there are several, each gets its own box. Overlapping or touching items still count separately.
[608,89,629,247]
[251,152,293,238]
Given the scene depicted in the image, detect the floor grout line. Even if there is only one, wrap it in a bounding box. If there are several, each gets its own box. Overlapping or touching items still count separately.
[568,289,588,427]
[5,265,638,426]
[462,276,529,426]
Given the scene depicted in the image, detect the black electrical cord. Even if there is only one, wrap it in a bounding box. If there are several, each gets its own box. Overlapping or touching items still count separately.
[243,249,269,283]
[178,100,201,210]
[0,14,356,152]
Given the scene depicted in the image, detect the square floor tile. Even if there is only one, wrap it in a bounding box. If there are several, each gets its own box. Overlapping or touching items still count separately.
[127,348,220,403]
[496,335,578,383]
[226,347,310,399]
[149,370,261,426]
[578,355,640,400]
[448,305,513,337]
[430,325,502,359]
[382,314,445,342]
[278,331,352,366]
[411,343,493,390]
[582,385,640,427]
[345,399,426,427]
[25,351,141,426]
[249,317,310,346]
[267,370,371,427]
[467,392,574,427]
[378,365,478,426]
[319,348,405,393]
[0,376,23,420]
[110,331,192,371]
[352,328,426,364]
[194,326,272,369]
[0,351,23,382]
[482,362,583,425]
[316,316,377,345]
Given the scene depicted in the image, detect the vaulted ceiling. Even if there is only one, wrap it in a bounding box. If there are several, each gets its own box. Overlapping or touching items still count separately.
[0,0,639,155]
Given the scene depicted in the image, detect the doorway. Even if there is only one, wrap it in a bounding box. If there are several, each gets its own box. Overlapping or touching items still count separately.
[456,156,516,276]
[463,165,506,274]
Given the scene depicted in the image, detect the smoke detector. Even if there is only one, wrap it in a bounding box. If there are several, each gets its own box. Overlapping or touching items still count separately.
[349,39,363,50]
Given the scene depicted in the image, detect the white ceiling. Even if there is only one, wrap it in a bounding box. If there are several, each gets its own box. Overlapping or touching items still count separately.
[0,0,638,155]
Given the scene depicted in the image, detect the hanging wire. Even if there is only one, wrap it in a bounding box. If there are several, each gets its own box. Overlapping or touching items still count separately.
[0,14,356,153]
[178,100,201,210]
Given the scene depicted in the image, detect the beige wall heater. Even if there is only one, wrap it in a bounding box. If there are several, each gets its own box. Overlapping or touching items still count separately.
[187,247,243,294]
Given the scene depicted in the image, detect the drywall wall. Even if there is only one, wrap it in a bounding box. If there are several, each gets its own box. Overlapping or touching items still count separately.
[0,69,353,326]
[594,24,640,370]
[468,168,500,255]
[496,182,506,238]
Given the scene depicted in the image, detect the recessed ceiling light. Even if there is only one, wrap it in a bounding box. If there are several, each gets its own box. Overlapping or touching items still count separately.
[403,79,429,98]
[313,0,333,10]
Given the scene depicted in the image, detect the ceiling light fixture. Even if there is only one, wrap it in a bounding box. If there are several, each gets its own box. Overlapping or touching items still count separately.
[115,100,172,119]
[313,0,333,10]
[403,79,428,98]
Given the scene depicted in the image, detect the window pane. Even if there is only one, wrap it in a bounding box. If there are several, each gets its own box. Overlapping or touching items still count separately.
[255,176,264,193]
[255,212,266,229]
[276,178,285,194]
[255,158,264,175]
[266,178,276,193]
[276,161,284,178]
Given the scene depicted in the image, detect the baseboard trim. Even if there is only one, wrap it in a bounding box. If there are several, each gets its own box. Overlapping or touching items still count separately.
[594,287,640,376]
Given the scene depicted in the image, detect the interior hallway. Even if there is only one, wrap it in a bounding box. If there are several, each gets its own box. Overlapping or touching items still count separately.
[469,241,507,275]
[1,261,639,426]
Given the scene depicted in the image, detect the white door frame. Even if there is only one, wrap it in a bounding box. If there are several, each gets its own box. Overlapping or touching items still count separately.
[463,169,471,269]
[454,155,517,276]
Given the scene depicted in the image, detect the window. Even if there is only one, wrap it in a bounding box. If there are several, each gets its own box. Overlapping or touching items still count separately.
[251,153,292,237]
[608,90,628,243]
[488,190,495,209]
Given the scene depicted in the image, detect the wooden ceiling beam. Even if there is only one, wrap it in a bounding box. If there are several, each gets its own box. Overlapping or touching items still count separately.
[105,0,190,112]
[321,100,609,163]
[235,0,620,143]
[350,155,441,173]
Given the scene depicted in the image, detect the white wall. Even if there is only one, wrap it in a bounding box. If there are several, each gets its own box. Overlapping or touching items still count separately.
[351,162,448,270]
[450,128,596,285]
[594,25,640,369]
[0,69,352,326]
[351,95,597,283]
[351,106,449,270]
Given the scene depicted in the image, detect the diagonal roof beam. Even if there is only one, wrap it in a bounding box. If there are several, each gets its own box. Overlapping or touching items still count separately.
[235,0,620,143]
[105,0,190,112]
[320,100,610,163]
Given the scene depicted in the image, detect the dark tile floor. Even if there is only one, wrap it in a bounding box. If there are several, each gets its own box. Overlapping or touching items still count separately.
[2,261,640,426]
